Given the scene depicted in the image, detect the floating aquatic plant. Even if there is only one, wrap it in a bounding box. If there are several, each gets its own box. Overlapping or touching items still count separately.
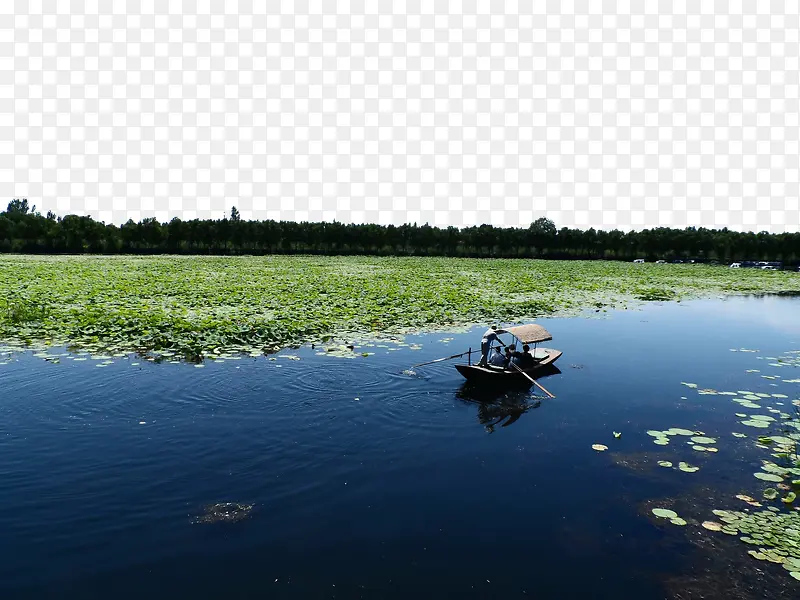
[755,473,784,483]
[4,255,792,363]
[741,420,771,428]
[707,507,800,581]
[690,436,716,445]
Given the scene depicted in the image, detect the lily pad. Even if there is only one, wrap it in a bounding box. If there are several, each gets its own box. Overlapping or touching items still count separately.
[769,436,797,446]
[670,517,687,526]
[652,508,678,519]
[666,428,696,436]
[755,473,784,482]
[657,460,673,468]
[702,521,723,531]
[742,420,771,428]
[592,444,608,452]
[764,489,779,500]
[690,436,717,444]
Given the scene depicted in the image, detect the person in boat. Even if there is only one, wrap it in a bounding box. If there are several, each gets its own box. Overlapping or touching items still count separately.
[517,344,536,369]
[508,344,535,370]
[504,344,518,369]
[488,346,507,367]
[503,346,513,367]
[478,325,507,366]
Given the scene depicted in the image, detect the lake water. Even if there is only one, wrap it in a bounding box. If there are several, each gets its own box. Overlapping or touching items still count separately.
[2,295,800,599]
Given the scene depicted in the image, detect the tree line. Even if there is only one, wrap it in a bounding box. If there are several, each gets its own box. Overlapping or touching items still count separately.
[1,198,798,265]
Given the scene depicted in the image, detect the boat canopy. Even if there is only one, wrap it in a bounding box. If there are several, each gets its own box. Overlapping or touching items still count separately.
[504,323,552,344]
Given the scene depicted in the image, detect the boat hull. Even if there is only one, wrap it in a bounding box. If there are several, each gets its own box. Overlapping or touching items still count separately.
[454,349,562,386]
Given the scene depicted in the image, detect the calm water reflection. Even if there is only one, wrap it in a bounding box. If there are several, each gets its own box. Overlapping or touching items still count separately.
[1,295,799,599]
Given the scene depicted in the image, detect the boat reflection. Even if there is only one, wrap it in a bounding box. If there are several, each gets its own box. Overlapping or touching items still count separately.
[454,367,561,432]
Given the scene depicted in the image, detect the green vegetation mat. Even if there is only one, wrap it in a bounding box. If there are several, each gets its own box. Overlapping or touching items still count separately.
[1,255,799,361]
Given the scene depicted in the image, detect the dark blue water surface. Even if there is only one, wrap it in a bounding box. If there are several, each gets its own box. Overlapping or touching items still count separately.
[2,295,800,599]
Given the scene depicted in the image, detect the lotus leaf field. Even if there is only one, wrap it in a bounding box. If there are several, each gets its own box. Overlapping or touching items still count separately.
[2,255,799,361]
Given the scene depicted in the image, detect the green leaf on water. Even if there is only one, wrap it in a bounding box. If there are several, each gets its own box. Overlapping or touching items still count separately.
[763,489,778,500]
[754,473,783,482]
[666,428,696,436]
[670,517,687,526]
[783,492,797,504]
[657,461,673,468]
[691,436,717,444]
[652,508,678,519]
[741,420,771,428]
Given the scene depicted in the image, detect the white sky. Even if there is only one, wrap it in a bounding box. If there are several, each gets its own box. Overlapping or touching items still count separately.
[3,1,799,233]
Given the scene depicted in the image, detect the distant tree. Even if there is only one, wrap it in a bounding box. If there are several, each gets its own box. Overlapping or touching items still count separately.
[529,217,556,236]
[6,198,34,215]
[1,199,799,263]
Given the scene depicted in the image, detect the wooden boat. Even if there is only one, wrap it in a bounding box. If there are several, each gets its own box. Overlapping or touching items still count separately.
[454,323,562,386]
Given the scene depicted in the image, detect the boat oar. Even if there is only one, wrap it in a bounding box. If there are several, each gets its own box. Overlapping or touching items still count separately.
[410,351,471,369]
[510,361,555,398]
